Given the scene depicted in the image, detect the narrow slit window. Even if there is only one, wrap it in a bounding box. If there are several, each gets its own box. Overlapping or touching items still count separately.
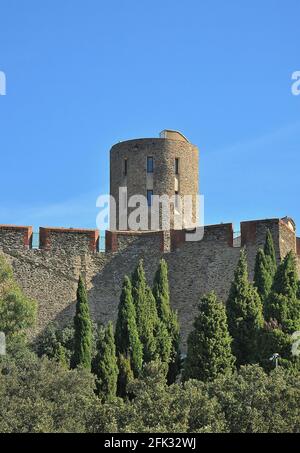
[175,191,179,209]
[124,159,128,176]
[147,156,154,173]
[175,158,179,175]
[147,190,153,207]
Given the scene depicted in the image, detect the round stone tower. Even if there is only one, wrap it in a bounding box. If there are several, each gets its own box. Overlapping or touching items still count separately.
[110,130,199,231]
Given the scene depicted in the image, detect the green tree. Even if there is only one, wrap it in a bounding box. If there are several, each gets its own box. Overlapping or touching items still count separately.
[117,354,134,399]
[93,322,118,400]
[115,276,143,376]
[226,249,264,366]
[153,259,172,322]
[153,258,181,382]
[118,360,228,433]
[0,254,36,339]
[267,251,300,333]
[183,292,235,382]
[0,354,99,433]
[208,365,300,433]
[254,231,277,315]
[264,229,277,276]
[36,323,74,368]
[258,320,300,372]
[154,320,172,365]
[132,260,158,362]
[254,249,273,303]
[72,276,92,370]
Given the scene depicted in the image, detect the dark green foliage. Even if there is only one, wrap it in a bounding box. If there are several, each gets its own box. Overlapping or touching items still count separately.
[115,276,143,376]
[271,251,298,297]
[0,354,99,433]
[206,365,300,433]
[93,322,118,400]
[117,354,134,399]
[36,323,74,368]
[0,254,37,338]
[258,320,300,372]
[93,359,228,433]
[72,276,92,371]
[254,231,277,316]
[183,292,235,382]
[264,229,277,275]
[166,310,181,384]
[154,320,172,365]
[226,249,264,366]
[254,249,273,303]
[153,259,172,323]
[267,252,300,333]
[153,259,181,382]
[132,260,158,362]
[1,344,300,433]
[0,254,13,283]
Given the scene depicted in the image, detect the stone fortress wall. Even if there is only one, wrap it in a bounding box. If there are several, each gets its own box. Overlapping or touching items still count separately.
[0,218,299,349]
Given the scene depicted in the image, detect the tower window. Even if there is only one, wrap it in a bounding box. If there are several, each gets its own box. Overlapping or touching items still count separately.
[147,156,154,173]
[147,190,153,207]
[175,158,179,175]
[175,191,179,209]
[124,159,128,176]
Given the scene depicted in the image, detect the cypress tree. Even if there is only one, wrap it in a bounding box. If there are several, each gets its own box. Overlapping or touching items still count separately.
[166,310,181,384]
[264,229,277,276]
[115,276,143,376]
[183,292,235,382]
[254,231,277,313]
[254,249,273,304]
[72,276,92,370]
[254,230,277,317]
[154,319,172,364]
[132,260,158,362]
[266,251,300,333]
[226,249,264,366]
[153,258,181,383]
[153,258,171,323]
[53,343,69,369]
[117,354,134,399]
[93,322,119,400]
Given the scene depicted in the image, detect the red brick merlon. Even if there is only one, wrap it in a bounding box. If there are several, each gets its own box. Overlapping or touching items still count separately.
[0,225,33,249]
[106,230,167,253]
[39,227,99,253]
[171,223,233,250]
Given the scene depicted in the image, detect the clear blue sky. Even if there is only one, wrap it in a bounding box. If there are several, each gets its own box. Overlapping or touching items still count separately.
[0,0,299,233]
